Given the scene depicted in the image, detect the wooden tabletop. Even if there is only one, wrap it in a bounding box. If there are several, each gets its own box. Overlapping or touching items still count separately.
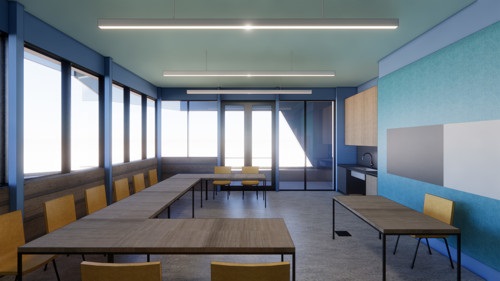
[334,195,460,235]
[19,218,295,255]
[171,173,266,181]
[84,177,199,220]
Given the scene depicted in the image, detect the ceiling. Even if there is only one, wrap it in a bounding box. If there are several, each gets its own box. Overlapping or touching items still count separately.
[16,0,474,89]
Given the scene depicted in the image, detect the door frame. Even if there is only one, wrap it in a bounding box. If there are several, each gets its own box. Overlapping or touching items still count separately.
[220,101,276,188]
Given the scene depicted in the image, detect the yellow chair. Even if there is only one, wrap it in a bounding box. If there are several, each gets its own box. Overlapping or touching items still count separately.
[214,166,232,199]
[133,173,146,193]
[85,185,107,215]
[44,194,86,262]
[241,166,260,200]
[114,178,131,202]
[0,210,60,281]
[148,169,158,186]
[81,261,162,281]
[393,193,455,269]
[44,194,77,233]
[211,261,289,281]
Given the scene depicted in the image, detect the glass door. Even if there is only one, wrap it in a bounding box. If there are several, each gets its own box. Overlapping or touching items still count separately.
[221,102,274,186]
[278,101,334,190]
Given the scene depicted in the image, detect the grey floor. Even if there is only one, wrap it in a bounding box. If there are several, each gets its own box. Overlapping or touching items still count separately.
[16,190,483,281]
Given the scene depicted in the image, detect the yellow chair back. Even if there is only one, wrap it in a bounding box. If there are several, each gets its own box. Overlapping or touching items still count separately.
[148,169,158,186]
[85,185,107,215]
[133,173,146,193]
[211,261,290,281]
[44,194,77,233]
[81,261,162,281]
[423,193,454,225]
[114,178,130,202]
[0,210,25,253]
[0,211,57,276]
[241,166,259,186]
[213,166,231,186]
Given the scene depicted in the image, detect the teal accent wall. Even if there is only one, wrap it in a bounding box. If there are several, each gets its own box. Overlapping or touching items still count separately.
[378,22,500,273]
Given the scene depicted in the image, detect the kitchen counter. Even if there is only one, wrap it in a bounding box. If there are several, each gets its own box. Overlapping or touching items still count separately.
[338,164,377,177]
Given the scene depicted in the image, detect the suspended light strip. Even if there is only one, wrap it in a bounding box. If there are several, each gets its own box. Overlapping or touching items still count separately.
[99,18,398,30]
[164,71,335,77]
[187,89,312,95]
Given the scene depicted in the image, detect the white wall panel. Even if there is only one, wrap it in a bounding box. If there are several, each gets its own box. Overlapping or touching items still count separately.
[443,119,500,200]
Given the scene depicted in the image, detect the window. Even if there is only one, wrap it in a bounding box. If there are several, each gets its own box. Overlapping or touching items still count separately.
[188,101,217,157]
[146,98,156,158]
[112,84,124,164]
[129,91,142,161]
[71,67,99,170]
[24,49,61,175]
[162,101,187,157]
[161,101,217,157]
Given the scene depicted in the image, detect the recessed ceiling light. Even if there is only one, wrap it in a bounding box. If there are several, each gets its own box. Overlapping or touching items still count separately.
[98,18,398,30]
[163,71,335,77]
[187,89,312,95]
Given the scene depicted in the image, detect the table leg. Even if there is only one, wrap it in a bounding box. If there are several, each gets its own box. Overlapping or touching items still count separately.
[167,206,171,219]
[332,199,335,239]
[200,181,203,208]
[292,253,296,281]
[264,189,267,208]
[457,233,461,281]
[18,252,22,281]
[205,179,208,200]
[192,186,195,218]
[382,234,386,281]
[107,254,114,263]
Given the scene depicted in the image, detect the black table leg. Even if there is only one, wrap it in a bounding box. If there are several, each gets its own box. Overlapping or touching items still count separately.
[332,199,335,239]
[192,186,195,218]
[457,233,461,281]
[383,234,386,281]
[18,252,22,281]
[292,253,296,281]
[200,181,203,208]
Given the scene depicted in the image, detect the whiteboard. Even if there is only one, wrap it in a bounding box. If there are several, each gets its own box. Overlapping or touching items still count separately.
[443,119,500,200]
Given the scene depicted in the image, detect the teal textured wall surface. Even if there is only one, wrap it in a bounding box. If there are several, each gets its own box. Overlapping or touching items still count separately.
[378,22,500,273]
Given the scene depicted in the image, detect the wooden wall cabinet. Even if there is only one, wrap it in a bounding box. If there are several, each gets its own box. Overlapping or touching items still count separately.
[345,86,377,146]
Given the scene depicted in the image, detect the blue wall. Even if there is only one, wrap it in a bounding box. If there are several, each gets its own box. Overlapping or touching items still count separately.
[378,21,500,278]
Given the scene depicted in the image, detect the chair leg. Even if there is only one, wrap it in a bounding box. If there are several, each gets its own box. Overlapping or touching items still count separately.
[393,235,400,255]
[443,238,455,269]
[52,259,61,281]
[147,254,150,262]
[425,238,432,255]
[256,190,259,199]
[411,238,422,269]
[242,189,244,199]
[82,254,86,261]
[227,189,230,199]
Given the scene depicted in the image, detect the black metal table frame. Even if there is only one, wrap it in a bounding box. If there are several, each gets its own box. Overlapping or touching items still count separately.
[332,198,461,281]
[200,178,268,208]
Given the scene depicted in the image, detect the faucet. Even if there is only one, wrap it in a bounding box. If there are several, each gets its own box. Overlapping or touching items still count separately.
[362,152,374,167]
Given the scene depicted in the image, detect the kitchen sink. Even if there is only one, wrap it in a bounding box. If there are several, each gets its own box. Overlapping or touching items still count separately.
[354,167,377,172]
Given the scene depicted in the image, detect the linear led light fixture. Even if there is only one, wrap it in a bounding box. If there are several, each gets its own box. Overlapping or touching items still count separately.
[187,89,312,95]
[98,18,398,30]
[164,71,335,77]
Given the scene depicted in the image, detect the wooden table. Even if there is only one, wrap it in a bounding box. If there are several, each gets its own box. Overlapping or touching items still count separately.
[18,175,295,280]
[84,177,200,220]
[332,195,461,281]
[171,173,268,207]
[18,218,296,280]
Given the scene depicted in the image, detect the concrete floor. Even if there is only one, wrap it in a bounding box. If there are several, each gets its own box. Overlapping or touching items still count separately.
[15,190,484,281]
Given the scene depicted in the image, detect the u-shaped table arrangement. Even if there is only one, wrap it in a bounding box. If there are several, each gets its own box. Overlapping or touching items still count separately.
[18,174,295,281]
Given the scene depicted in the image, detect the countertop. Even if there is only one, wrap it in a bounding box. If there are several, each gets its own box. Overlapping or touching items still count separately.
[338,164,378,177]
